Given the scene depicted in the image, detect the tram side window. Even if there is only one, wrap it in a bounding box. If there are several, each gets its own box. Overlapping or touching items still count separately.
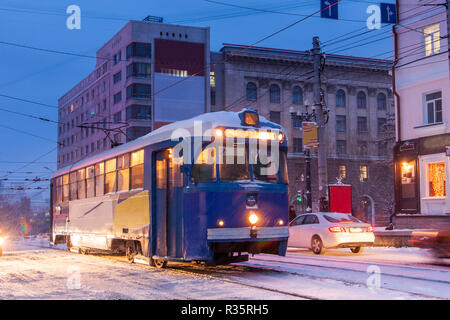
[95,162,105,196]
[56,176,62,203]
[280,150,289,184]
[86,166,95,198]
[77,168,86,199]
[69,171,77,200]
[105,158,117,194]
[62,174,69,201]
[130,149,144,189]
[192,145,216,182]
[117,153,130,192]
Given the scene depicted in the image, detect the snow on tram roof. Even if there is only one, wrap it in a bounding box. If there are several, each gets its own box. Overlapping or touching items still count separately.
[53,109,283,178]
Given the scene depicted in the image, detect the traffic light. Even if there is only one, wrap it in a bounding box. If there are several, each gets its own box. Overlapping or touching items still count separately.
[296,191,303,203]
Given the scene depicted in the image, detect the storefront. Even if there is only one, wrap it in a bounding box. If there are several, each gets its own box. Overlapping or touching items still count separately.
[394,133,450,218]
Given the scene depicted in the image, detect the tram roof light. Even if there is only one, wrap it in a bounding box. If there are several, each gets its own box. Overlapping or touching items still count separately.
[223,129,279,141]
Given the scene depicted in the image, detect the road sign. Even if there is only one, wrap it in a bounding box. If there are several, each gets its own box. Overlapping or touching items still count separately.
[380,3,397,24]
[321,0,339,20]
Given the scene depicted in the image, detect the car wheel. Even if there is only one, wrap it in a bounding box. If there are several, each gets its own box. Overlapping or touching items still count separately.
[351,247,363,254]
[311,236,325,255]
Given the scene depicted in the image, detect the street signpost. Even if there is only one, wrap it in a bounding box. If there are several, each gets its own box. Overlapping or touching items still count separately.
[321,0,339,20]
[380,3,397,24]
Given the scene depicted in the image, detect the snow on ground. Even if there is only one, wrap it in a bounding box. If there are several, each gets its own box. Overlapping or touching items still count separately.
[0,240,448,300]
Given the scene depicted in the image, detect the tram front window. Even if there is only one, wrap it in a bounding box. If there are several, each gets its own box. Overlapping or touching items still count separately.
[192,145,216,182]
[219,143,250,181]
[252,147,279,183]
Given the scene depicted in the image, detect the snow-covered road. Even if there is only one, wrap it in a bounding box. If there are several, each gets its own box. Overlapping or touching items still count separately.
[0,240,448,300]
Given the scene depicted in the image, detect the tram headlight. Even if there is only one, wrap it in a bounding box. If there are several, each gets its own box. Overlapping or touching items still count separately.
[278,132,285,142]
[217,219,225,227]
[277,219,284,226]
[249,213,259,225]
[215,128,223,137]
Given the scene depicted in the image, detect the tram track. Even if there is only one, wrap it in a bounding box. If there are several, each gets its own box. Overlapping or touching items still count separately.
[10,241,447,300]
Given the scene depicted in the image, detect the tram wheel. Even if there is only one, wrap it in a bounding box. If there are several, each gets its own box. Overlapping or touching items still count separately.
[153,259,167,269]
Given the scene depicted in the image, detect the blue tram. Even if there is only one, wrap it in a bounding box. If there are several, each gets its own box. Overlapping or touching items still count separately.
[50,109,289,267]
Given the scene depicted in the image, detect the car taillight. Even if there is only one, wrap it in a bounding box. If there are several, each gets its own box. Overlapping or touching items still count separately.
[366,225,374,232]
[328,226,346,233]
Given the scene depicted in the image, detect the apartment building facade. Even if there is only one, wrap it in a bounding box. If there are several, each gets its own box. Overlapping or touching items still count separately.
[393,0,450,228]
[57,20,210,169]
[211,44,394,225]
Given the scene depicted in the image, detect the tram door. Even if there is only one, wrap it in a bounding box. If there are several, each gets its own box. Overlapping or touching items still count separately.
[155,149,183,258]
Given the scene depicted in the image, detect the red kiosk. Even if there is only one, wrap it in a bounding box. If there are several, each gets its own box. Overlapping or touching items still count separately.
[328,182,352,214]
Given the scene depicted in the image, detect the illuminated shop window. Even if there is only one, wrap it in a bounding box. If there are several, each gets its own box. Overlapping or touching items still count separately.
[401,161,415,198]
[428,162,446,197]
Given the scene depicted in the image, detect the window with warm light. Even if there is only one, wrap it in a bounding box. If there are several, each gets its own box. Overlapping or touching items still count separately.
[360,165,368,182]
[424,24,440,56]
[210,71,215,87]
[428,162,446,197]
[339,165,346,179]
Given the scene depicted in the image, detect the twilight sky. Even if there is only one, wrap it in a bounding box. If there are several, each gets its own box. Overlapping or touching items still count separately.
[0,0,395,204]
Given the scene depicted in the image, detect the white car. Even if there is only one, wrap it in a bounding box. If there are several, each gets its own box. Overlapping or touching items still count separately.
[289,212,375,254]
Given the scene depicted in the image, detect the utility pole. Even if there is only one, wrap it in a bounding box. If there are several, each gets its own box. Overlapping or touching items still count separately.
[305,149,312,213]
[312,36,328,211]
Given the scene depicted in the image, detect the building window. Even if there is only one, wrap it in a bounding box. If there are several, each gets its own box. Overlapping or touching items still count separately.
[113,51,121,65]
[126,126,151,142]
[126,63,151,78]
[293,138,303,153]
[126,42,151,59]
[210,91,216,106]
[336,89,346,107]
[336,115,346,132]
[126,84,151,99]
[126,105,151,120]
[269,111,281,124]
[246,82,257,101]
[377,92,387,110]
[270,84,280,103]
[358,116,368,132]
[424,23,440,56]
[210,71,215,87]
[339,165,346,179]
[357,141,368,156]
[428,162,446,197]
[113,71,122,84]
[113,111,122,123]
[160,68,187,77]
[357,91,366,109]
[292,86,303,104]
[336,140,346,155]
[102,99,107,110]
[377,118,387,134]
[360,165,368,182]
[113,91,122,104]
[378,142,387,156]
[425,91,443,124]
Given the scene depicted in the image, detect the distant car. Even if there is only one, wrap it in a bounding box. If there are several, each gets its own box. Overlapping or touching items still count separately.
[288,212,375,254]
[410,228,450,263]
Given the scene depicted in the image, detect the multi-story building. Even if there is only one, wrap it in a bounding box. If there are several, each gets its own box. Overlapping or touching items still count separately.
[57,20,210,169]
[393,1,450,228]
[211,44,394,225]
